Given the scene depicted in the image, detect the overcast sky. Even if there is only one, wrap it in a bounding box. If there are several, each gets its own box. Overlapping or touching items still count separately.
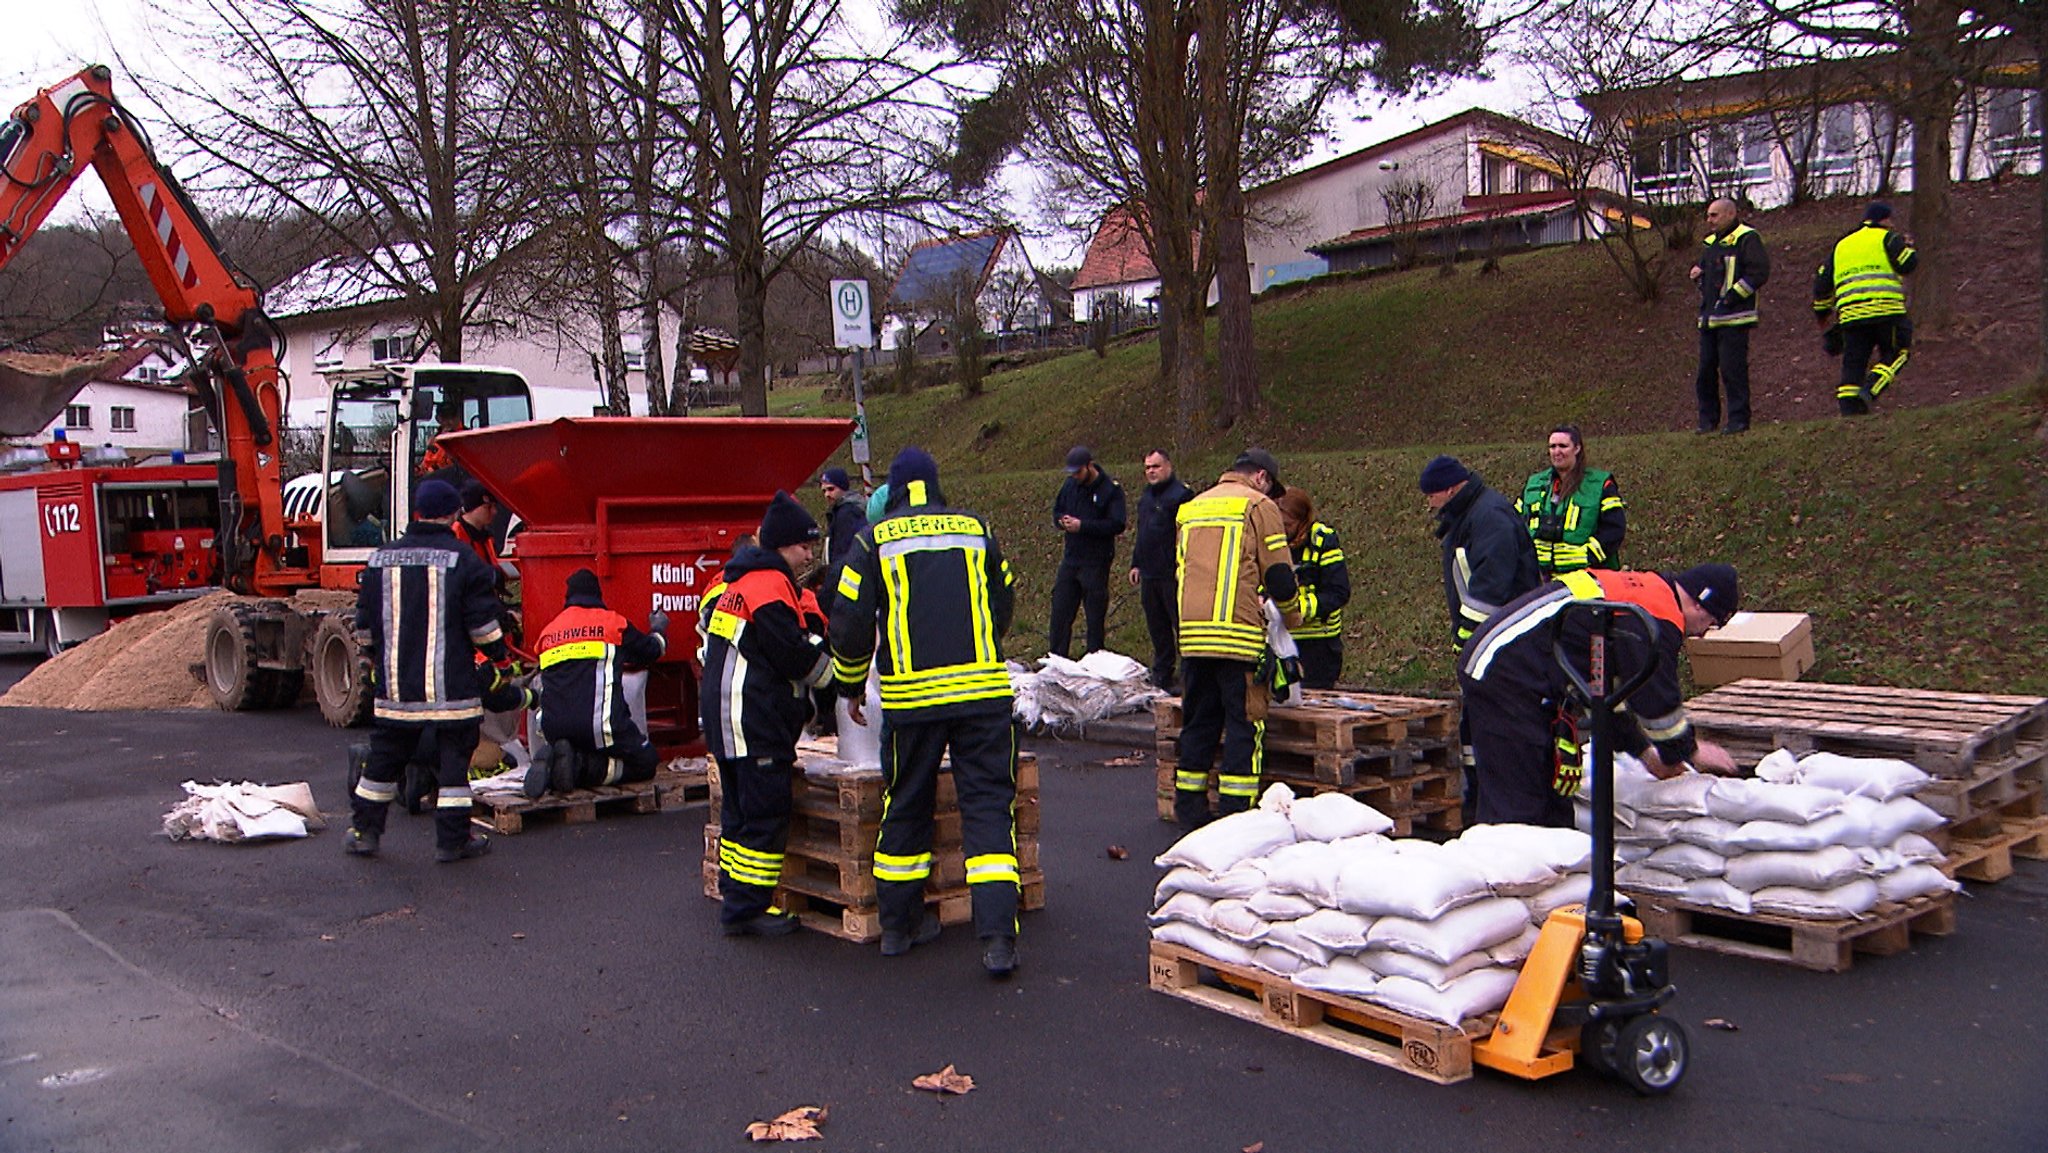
[2,1,1535,264]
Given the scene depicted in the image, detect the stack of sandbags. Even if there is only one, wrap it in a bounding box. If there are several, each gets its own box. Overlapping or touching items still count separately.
[1149,785,1592,1025]
[1584,750,1957,918]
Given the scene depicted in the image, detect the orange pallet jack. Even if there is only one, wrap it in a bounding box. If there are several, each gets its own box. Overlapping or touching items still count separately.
[1472,599,1691,1095]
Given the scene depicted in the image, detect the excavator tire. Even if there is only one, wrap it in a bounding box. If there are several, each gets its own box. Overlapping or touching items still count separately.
[311,612,374,728]
[204,600,307,712]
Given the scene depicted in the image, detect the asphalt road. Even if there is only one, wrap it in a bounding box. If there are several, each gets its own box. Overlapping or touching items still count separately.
[0,676,2044,1152]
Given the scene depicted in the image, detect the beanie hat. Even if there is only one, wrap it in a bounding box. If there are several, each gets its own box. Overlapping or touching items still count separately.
[1231,447,1285,498]
[565,568,602,601]
[1064,445,1094,475]
[415,478,462,519]
[1418,455,1471,493]
[459,479,494,512]
[758,490,821,551]
[1864,201,1893,223]
[820,466,851,490]
[1673,563,1741,626]
[887,447,941,506]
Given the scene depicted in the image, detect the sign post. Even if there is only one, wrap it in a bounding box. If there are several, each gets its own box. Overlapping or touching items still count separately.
[830,279,877,486]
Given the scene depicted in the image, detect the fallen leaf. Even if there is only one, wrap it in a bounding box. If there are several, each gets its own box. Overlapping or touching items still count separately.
[1106,845,1129,860]
[745,1105,827,1142]
[511,932,526,940]
[1703,1017,1739,1031]
[1825,1073,1874,1084]
[913,1064,976,1094]
[1244,1143,1265,1153]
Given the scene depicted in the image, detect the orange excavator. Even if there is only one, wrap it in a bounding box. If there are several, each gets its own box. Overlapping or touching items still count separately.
[1,65,533,724]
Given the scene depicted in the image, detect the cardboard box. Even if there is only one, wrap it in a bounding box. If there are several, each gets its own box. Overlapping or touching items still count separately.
[1685,612,1815,688]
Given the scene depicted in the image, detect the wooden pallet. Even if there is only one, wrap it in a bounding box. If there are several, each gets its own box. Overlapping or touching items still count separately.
[1687,680,2048,780]
[701,860,1048,943]
[1147,940,1496,1085]
[1622,890,1956,972]
[1154,763,1464,837]
[707,754,1040,823]
[701,822,1042,904]
[1153,691,1459,780]
[1939,813,2048,883]
[468,764,700,835]
[1927,786,2046,852]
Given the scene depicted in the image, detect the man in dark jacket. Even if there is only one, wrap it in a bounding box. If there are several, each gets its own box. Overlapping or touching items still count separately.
[346,478,513,864]
[1125,448,1193,689]
[1422,455,1540,653]
[818,467,868,579]
[525,568,669,798]
[701,492,834,937]
[1690,197,1769,435]
[1048,445,1126,659]
[1458,566,1742,827]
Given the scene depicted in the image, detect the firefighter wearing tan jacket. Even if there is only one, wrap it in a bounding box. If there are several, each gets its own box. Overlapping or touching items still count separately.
[1172,449,1302,830]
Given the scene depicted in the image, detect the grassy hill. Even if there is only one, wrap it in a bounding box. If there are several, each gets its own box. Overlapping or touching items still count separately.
[767,183,2048,696]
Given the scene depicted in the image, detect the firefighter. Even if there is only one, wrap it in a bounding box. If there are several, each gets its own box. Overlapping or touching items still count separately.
[524,568,668,798]
[1813,202,1917,416]
[1457,565,1743,828]
[345,478,513,864]
[1275,487,1349,690]
[1422,455,1538,654]
[1517,425,1625,578]
[1690,196,1769,435]
[829,447,1022,976]
[1173,448,1301,830]
[700,493,834,937]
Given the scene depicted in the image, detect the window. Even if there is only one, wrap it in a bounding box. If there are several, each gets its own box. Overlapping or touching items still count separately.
[1707,119,1773,186]
[314,339,344,370]
[1988,89,2042,156]
[622,332,646,371]
[134,364,165,383]
[65,404,91,429]
[1811,105,1858,177]
[1631,132,1692,195]
[369,333,415,363]
[111,407,136,432]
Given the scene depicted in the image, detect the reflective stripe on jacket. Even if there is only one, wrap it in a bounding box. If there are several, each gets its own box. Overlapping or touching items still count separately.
[357,522,505,723]
[1289,522,1349,641]
[1176,476,1300,661]
[537,602,666,750]
[1518,468,1625,577]
[699,549,830,761]
[1697,223,1768,328]
[1814,225,1915,324]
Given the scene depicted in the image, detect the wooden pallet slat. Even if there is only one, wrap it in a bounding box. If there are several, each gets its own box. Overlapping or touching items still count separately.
[1938,813,2048,883]
[1622,890,1956,972]
[1687,680,2048,780]
[469,763,698,835]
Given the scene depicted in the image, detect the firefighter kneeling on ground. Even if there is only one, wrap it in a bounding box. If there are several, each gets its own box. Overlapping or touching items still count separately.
[700,493,835,937]
[523,568,668,798]
[1456,565,1744,828]
[830,447,1024,977]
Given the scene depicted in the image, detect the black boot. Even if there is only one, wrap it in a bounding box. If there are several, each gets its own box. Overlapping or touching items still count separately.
[981,934,1017,978]
[879,913,942,957]
[435,834,492,863]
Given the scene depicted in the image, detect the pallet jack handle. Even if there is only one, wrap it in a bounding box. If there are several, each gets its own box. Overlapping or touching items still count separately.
[1550,599,1660,925]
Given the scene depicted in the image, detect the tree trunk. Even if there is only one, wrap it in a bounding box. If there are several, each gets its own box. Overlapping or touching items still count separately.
[1904,2,1962,331]
[733,247,770,416]
[634,2,672,417]
[1200,0,1256,427]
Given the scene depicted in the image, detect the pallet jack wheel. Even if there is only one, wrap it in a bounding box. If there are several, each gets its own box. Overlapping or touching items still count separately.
[1579,1016,1622,1078]
[1614,1015,1689,1096]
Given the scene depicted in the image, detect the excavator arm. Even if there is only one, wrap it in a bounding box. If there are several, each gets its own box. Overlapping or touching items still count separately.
[0,65,298,595]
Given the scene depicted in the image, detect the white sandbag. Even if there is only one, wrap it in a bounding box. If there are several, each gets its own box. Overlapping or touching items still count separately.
[1642,843,1730,880]
[1868,797,1945,844]
[1891,833,1944,865]
[1680,877,1754,914]
[1292,907,1376,952]
[1527,874,1592,920]
[1751,878,1880,919]
[1609,751,1662,811]
[1252,945,1307,976]
[1851,845,1904,876]
[1151,921,1259,967]
[1706,778,1845,825]
[1334,839,1491,920]
[1147,891,1216,928]
[1365,897,1532,965]
[1293,957,1379,998]
[1724,846,1865,892]
[1247,890,1320,922]
[1796,751,1932,801]
[1623,815,1683,845]
[1754,748,1802,783]
[1673,816,1747,854]
[1457,823,1594,874]
[1206,899,1272,945]
[1614,863,1688,895]
[1724,812,1864,852]
[1261,840,1350,905]
[1630,773,1716,818]
[1441,835,1562,898]
[1487,923,1544,965]
[1258,781,1296,815]
[1617,843,1654,865]
[1154,862,1268,903]
[1261,921,1338,967]
[1289,790,1396,840]
[1363,948,1494,988]
[1155,810,1297,873]
[1875,863,1960,903]
[1371,969,1522,1026]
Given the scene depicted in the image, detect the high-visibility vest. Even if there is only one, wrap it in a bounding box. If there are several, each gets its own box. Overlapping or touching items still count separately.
[1830,227,1908,323]
[1519,468,1620,576]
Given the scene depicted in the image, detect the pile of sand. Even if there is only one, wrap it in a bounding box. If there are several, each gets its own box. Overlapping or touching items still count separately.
[3,591,356,712]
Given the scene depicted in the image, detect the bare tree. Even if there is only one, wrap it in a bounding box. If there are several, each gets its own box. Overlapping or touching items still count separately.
[1378,175,1441,269]
[144,0,546,362]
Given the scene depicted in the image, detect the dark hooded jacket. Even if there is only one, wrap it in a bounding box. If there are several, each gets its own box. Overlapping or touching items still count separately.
[699,544,833,762]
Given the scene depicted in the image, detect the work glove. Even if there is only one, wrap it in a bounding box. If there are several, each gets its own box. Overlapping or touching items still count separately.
[648,610,670,635]
[1552,754,1584,800]
[1821,326,1843,358]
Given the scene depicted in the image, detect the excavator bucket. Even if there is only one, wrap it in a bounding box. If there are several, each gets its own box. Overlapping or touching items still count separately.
[0,350,137,436]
